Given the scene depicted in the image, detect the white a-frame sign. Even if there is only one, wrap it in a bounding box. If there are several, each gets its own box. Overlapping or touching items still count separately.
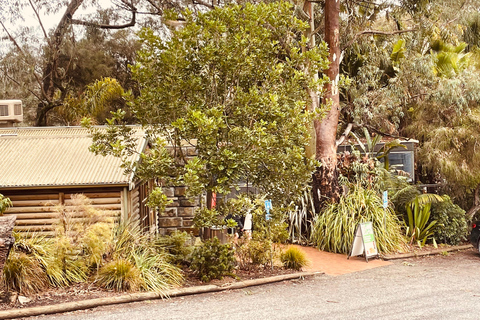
[348,222,379,262]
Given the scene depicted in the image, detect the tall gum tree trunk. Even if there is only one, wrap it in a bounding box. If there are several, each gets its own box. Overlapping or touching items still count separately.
[313,0,341,212]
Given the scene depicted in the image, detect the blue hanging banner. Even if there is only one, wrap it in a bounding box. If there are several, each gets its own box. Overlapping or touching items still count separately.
[264,199,272,220]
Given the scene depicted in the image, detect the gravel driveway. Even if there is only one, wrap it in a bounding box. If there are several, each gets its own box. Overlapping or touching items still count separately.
[31,248,480,320]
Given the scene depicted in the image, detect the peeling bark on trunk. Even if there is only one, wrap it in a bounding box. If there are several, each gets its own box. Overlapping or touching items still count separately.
[0,216,16,275]
[312,0,341,210]
[304,1,317,160]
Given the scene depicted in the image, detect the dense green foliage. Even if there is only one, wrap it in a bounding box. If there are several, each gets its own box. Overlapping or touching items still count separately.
[430,196,468,245]
[335,0,480,215]
[311,184,406,254]
[155,231,194,265]
[190,237,235,282]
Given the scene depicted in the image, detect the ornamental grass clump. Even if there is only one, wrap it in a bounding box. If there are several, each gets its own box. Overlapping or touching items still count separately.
[280,247,309,270]
[96,220,184,293]
[4,196,183,295]
[96,259,142,291]
[3,252,49,295]
[312,184,406,254]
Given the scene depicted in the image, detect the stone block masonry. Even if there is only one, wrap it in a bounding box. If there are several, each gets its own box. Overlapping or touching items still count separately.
[157,186,199,236]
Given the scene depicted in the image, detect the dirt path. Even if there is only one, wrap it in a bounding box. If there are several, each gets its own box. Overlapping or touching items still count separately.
[291,244,392,276]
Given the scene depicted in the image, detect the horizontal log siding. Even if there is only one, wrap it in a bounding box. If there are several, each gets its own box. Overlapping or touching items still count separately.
[3,190,122,236]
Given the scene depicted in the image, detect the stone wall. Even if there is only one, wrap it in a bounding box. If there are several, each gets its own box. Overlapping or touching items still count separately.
[158,186,200,236]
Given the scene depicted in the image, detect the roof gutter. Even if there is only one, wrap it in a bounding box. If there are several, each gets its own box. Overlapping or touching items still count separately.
[0,183,130,191]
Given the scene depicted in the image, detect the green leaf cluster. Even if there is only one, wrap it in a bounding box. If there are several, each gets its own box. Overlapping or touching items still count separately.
[0,194,12,216]
[404,196,438,246]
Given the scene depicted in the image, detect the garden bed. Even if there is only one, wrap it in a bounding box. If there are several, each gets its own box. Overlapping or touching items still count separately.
[0,265,296,311]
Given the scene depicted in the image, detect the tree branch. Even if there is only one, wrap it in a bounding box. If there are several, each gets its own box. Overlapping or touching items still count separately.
[28,0,48,41]
[143,0,163,14]
[363,124,410,140]
[0,21,48,99]
[342,29,417,51]
[467,184,480,220]
[192,0,216,9]
[336,123,354,146]
[4,73,43,102]
[70,13,136,30]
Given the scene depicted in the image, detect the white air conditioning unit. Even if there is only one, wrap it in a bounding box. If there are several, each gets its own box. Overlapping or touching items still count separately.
[0,100,23,126]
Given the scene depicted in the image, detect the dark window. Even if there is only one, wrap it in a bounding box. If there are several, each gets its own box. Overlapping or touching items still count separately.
[386,152,414,181]
[14,104,22,115]
[0,105,8,116]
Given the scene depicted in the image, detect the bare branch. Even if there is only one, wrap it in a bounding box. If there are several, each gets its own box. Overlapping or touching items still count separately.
[192,0,216,9]
[70,11,136,30]
[0,21,23,53]
[4,73,43,101]
[342,29,417,51]
[336,123,354,146]
[28,0,48,41]
[143,0,163,14]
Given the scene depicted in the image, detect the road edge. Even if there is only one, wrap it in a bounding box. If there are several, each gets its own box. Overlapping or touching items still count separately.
[0,271,323,319]
[382,244,473,260]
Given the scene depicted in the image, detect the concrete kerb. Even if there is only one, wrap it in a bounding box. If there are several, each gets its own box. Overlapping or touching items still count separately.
[0,271,323,320]
[382,244,473,260]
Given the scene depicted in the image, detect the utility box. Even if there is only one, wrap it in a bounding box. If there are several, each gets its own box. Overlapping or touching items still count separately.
[0,100,23,127]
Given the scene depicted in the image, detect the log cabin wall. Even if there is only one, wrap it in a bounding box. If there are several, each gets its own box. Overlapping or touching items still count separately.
[1,184,200,237]
[2,187,125,237]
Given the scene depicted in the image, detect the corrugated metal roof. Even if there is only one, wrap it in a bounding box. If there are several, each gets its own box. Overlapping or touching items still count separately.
[0,126,146,189]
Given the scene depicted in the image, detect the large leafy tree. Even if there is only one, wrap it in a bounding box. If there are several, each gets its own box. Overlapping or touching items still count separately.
[88,1,330,209]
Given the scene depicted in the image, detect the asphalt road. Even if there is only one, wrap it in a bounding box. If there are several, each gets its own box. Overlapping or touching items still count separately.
[31,248,480,320]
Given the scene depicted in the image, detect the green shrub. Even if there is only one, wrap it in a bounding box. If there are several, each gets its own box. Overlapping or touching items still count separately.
[312,184,406,254]
[0,194,12,216]
[235,237,273,270]
[280,247,309,270]
[3,252,49,295]
[155,231,194,265]
[190,237,235,282]
[96,259,142,291]
[430,195,467,245]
